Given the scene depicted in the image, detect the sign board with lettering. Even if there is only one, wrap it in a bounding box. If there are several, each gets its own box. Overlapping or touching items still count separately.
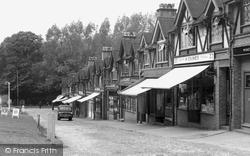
[1,107,8,116]
[233,46,250,56]
[12,108,20,118]
[174,52,214,65]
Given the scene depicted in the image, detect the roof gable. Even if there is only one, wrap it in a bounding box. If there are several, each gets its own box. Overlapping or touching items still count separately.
[204,0,223,16]
[175,0,208,26]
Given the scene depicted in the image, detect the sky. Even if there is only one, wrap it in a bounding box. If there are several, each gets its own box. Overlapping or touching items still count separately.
[0,0,180,43]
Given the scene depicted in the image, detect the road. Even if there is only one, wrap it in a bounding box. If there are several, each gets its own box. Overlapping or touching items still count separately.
[25,108,250,156]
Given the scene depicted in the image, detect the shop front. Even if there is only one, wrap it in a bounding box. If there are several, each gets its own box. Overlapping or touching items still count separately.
[142,52,229,129]
[233,45,250,128]
[119,78,155,123]
[77,92,101,119]
[107,90,119,120]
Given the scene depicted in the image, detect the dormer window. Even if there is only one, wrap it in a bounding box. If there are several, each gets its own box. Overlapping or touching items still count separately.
[211,17,222,43]
[157,44,168,63]
[243,0,250,25]
[181,25,195,49]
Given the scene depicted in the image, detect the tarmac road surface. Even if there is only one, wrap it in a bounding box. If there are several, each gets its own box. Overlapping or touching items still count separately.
[26,108,250,156]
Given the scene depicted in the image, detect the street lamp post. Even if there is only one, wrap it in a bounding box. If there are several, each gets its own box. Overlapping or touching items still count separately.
[5,81,10,110]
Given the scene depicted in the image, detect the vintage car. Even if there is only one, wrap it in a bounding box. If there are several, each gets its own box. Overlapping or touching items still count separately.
[57,105,73,121]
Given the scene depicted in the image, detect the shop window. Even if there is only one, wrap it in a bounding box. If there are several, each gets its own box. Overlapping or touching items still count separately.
[243,0,250,25]
[123,96,136,113]
[108,96,118,113]
[211,17,222,43]
[181,25,196,49]
[95,98,101,113]
[178,71,215,115]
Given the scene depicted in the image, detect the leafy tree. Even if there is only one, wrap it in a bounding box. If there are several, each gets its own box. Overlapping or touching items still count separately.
[0,31,43,104]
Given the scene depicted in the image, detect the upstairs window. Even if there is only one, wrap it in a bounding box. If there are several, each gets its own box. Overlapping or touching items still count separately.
[211,17,222,43]
[243,0,250,25]
[181,25,195,49]
[157,44,168,63]
[143,52,149,65]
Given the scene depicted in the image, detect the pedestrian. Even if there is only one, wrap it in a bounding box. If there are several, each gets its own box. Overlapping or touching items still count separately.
[39,101,42,109]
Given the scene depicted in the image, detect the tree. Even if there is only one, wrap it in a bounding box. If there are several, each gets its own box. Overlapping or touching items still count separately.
[0,31,43,104]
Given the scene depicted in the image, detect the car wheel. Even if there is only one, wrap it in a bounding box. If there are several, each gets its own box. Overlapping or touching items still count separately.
[57,116,60,120]
[69,117,72,121]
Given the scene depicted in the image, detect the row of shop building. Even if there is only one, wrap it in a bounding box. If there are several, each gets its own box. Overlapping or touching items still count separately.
[53,0,250,130]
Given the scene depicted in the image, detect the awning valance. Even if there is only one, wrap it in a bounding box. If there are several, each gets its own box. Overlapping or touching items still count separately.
[119,79,156,96]
[62,95,82,104]
[141,65,209,89]
[77,92,101,103]
[52,95,64,103]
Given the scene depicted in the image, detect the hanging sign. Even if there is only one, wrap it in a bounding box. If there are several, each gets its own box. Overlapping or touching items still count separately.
[12,108,20,118]
[174,52,214,65]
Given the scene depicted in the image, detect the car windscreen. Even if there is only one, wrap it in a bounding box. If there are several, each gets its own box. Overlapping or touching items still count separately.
[59,106,72,111]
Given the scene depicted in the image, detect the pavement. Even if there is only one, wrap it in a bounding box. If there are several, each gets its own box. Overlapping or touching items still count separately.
[24,108,250,153]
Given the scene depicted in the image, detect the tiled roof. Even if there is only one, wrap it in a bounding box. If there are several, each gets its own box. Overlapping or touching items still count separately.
[158,17,175,37]
[185,0,208,19]
[143,32,153,44]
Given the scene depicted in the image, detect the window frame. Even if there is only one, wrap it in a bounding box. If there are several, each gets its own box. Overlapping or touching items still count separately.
[180,25,196,50]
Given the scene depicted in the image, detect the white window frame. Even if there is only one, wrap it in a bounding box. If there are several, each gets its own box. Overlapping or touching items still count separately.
[157,44,168,63]
[180,25,196,49]
[211,17,223,44]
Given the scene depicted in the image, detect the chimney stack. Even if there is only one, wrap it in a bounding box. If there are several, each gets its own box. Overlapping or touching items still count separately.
[88,57,97,66]
[122,32,136,39]
[157,3,176,18]
[102,47,112,60]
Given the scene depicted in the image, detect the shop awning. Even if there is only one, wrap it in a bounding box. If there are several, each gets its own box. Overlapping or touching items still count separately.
[52,95,64,103]
[119,79,156,96]
[141,65,209,89]
[57,96,68,102]
[62,95,82,103]
[77,92,101,103]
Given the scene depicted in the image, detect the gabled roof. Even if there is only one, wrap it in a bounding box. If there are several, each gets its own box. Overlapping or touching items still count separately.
[143,33,153,45]
[138,32,153,52]
[204,0,223,16]
[175,0,208,26]
[151,17,175,43]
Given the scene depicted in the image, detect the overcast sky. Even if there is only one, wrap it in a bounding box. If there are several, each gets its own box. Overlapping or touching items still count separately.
[0,0,180,42]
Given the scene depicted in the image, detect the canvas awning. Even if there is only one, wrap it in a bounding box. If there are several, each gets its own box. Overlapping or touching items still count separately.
[52,95,64,103]
[118,79,156,96]
[141,65,209,89]
[62,95,82,103]
[77,92,101,103]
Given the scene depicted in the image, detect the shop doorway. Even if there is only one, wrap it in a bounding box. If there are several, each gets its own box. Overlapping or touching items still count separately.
[244,73,250,123]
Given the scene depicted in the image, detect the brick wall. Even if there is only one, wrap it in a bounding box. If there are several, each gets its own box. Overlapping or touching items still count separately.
[232,57,242,128]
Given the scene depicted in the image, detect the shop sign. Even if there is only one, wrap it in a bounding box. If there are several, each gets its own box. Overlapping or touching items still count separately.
[234,46,250,56]
[120,78,130,82]
[12,108,20,118]
[174,52,214,65]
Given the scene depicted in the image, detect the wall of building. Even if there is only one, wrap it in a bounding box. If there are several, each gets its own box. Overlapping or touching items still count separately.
[232,57,242,128]
[124,110,137,123]
[233,55,250,128]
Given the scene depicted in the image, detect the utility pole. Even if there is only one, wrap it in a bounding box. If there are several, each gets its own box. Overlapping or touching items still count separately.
[17,70,19,108]
[5,81,10,110]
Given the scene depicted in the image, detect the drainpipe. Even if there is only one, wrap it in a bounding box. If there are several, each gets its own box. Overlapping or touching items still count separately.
[229,37,234,131]
[223,1,235,131]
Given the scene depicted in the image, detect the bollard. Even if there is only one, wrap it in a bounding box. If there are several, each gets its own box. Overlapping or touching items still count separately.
[47,113,51,140]
[51,113,56,143]
[37,114,40,127]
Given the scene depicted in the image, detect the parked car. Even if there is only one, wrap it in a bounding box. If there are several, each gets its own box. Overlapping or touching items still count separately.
[57,105,73,121]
